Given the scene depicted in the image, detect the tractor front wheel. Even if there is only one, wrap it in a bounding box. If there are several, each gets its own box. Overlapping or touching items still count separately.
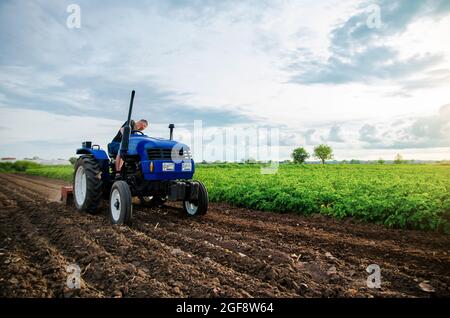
[183,181,208,216]
[109,181,133,225]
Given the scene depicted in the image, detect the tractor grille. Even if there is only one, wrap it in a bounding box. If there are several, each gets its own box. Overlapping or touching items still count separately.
[147,148,192,160]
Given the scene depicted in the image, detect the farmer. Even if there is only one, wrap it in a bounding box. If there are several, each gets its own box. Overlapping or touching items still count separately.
[110,119,148,173]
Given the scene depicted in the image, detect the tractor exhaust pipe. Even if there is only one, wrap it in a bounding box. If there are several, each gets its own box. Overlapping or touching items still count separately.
[120,90,135,157]
[169,123,175,140]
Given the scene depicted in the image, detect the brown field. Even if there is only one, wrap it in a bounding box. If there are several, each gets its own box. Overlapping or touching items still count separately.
[0,173,448,298]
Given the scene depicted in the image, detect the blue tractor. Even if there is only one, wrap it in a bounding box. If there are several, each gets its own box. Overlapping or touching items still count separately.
[72,90,208,225]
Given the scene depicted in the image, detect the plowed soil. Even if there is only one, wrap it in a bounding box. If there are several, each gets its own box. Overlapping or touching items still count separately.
[0,173,448,298]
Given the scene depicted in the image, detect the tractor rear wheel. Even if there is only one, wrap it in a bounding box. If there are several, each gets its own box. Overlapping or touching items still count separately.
[73,156,103,214]
[109,181,133,225]
[183,181,208,216]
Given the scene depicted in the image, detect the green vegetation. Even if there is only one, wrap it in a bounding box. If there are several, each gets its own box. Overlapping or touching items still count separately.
[26,166,73,181]
[291,147,310,164]
[0,161,73,181]
[0,161,42,172]
[313,144,334,164]
[3,161,449,233]
[195,164,450,233]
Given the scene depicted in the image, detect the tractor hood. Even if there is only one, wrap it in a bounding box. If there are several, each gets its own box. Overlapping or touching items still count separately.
[126,133,190,156]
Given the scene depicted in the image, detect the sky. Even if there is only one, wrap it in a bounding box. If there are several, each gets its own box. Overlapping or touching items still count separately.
[0,0,449,161]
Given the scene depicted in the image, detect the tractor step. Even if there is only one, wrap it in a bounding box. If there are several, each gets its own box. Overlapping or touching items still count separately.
[61,186,73,205]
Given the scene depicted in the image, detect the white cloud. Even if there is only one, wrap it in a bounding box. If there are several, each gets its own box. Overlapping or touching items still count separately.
[0,0,450,160]
[0,106,195,159]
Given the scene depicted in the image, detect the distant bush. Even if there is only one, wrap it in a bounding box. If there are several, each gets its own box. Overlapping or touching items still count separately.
[0,162,14,172]
[13,161,42,171]
[0,161,42,172]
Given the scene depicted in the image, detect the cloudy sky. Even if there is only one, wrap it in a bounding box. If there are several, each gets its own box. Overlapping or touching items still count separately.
[0,0,449,161]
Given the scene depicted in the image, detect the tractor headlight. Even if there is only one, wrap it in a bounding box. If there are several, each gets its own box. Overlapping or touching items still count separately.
[182,162,192,171]
[149,161,154,172]
[162,162,175,172]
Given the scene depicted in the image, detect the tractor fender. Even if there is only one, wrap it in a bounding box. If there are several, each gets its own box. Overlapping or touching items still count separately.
[76,148,109,160]
[76,148,111,182]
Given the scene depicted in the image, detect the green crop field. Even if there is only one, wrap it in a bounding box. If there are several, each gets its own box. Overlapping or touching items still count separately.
[197,164,450,233]
[3,162,449,233]
[26,165,74,182]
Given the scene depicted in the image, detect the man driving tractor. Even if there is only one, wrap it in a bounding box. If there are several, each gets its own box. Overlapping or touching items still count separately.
[110,119,148,173]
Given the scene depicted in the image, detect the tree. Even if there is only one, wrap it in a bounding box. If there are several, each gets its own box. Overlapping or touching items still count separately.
[394,153,404,164]
[313,144,333,165]
[350,159,360,164]
[69,157,78,165]
[377,158,385,164]
[291,147,309,164]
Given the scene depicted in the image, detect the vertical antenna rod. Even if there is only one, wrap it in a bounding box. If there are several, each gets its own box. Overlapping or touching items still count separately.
[120,90,135,157]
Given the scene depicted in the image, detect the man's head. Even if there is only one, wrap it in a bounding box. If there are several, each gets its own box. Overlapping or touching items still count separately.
[135,119,148,131]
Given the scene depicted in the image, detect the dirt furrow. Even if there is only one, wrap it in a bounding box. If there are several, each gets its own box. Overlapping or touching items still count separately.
[0,180,285,297]
[0,183,173,297]
[205,203,449,250]
[202,212,450,296]
[0,173,449,298]
[9,173,66,190]
[133,213,348,297]
[202,211,449,271]
[135,204,450,296]
[0,173,63,201]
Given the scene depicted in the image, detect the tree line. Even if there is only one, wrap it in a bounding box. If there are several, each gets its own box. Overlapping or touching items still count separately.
[291,145,409,165]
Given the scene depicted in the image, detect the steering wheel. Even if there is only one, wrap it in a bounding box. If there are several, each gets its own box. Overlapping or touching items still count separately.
[131,130,144,135]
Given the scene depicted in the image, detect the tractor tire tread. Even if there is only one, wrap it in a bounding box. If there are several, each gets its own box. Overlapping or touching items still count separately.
[73,155,103,214]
